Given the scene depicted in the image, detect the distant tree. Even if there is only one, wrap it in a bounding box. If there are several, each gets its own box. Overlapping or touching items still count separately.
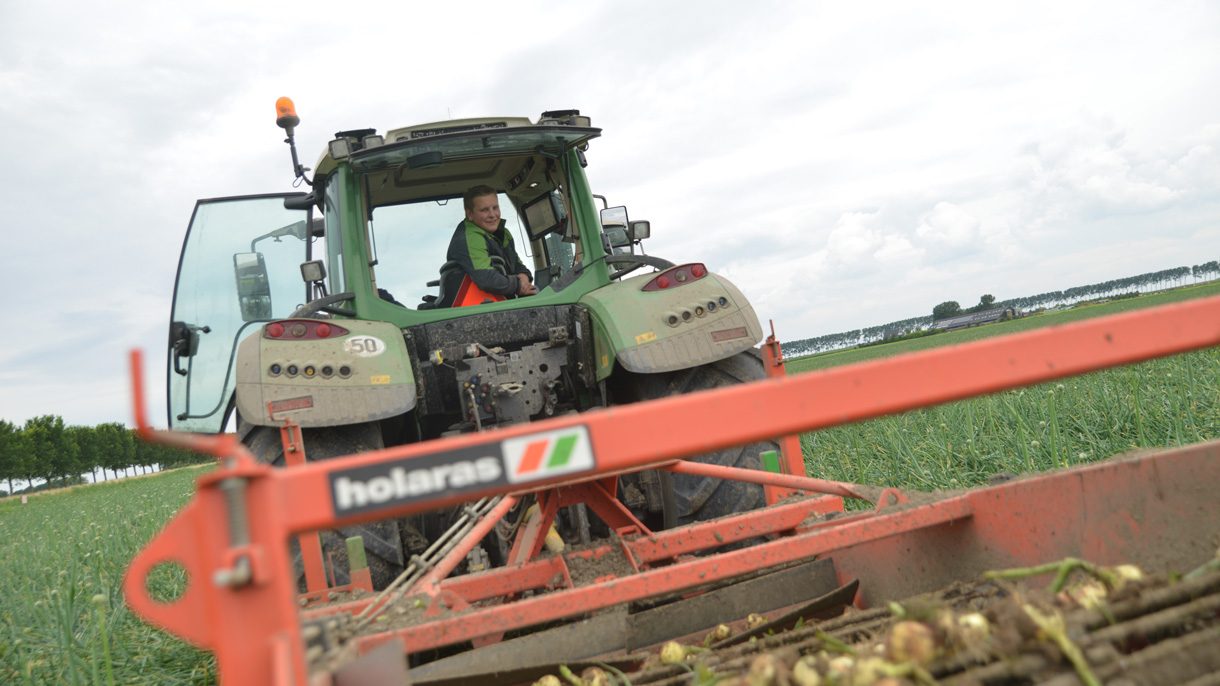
[0,419,27,495]
[95,423,133,480]
[979,294,995,308]
[1199,260,1219,281]
[932,301,962,320]
[134,438,162,475]
[24,415,81,486]
[69,425,101,482]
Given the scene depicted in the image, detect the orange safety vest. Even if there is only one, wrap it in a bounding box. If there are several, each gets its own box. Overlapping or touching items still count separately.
[453,275,507,307]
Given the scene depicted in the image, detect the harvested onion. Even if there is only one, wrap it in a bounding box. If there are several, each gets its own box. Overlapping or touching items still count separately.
[886,621,937,665]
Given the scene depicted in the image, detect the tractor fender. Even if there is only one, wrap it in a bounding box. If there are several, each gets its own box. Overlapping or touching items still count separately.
[234,319,416,428]
[580,269,763,380]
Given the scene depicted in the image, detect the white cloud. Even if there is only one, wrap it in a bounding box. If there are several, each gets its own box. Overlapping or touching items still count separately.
[915,202,981,249]
[875,234,922,264]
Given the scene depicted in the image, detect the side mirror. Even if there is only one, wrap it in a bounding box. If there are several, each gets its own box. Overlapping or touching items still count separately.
[600,205,629,229]
[234,252,273,321]
[629,220,651,242]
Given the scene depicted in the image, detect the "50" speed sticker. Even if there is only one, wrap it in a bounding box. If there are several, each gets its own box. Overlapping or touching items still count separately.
[344,336,385,357]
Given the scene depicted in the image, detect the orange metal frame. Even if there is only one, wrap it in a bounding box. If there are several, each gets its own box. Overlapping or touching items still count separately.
[122,295,1220,686]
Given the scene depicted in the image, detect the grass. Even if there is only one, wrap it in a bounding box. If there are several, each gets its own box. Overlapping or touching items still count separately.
[791,282,1220,491]
[2,282,1216,684]
[0,466,216,685]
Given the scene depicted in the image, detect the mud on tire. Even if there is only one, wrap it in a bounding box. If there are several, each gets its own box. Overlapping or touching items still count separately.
[237,417,414,590]
[610,349,773,527]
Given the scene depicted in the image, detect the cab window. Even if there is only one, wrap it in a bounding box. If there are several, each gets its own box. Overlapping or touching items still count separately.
[368,193,532,309]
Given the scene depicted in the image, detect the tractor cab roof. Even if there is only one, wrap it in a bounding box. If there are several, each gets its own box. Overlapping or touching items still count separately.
[314,111,600,207]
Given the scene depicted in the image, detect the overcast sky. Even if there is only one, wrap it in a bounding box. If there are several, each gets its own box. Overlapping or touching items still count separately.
[1,1,1218,429]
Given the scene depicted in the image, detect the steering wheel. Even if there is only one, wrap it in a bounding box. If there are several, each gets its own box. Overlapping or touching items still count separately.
[605,254,676,281]
[290,292,357,318]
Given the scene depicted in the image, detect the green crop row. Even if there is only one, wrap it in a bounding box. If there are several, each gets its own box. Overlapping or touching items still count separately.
[0,468,214,684]
[792,282,1220,492]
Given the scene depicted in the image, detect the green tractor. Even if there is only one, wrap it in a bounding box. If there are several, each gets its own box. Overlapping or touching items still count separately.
[167,99,775,586]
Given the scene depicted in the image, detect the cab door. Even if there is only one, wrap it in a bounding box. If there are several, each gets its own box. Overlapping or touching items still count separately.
[168,194,315,432]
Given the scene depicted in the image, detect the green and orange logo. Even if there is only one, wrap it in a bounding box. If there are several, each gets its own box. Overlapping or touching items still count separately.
[502,426,594,484]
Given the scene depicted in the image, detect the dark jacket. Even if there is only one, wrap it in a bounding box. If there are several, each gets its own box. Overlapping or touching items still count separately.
[446,219,532,296]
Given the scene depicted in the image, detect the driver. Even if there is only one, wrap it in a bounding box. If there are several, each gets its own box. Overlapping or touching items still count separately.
[445,185,538,305]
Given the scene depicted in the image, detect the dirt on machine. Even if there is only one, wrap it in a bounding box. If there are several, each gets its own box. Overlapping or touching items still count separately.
[125,98,1220,686]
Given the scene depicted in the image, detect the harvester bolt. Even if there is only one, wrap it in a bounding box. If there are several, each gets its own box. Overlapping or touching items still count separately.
[213,557,252,588]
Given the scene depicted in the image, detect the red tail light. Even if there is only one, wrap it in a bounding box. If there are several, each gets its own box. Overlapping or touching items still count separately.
[263,320,350,340]
[642,263,709,292]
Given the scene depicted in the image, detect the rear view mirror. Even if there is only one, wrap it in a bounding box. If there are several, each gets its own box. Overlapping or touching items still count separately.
[234,252,272,321]
[600,205,629,230]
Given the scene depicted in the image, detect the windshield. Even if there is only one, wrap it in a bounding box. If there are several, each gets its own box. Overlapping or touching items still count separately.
[369,193,557,309]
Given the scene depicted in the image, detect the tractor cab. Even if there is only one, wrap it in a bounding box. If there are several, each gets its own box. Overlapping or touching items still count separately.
[166,106,656,433]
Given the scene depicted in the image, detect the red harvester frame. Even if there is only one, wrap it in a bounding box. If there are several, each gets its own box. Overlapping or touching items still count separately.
[124,295,1220,685]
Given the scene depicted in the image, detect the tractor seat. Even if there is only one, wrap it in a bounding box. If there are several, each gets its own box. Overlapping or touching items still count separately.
[418,261,463,310]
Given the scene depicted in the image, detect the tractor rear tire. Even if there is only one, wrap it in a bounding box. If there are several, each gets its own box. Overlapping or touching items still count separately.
[611,349,772,527]
[237,417,412,590]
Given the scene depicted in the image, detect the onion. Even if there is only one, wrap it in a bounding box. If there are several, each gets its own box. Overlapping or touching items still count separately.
[704,623,733,645]
[791,656,822,686]
[1060,578,1107,609]
[956,612,991,647]
[581,666,610,686]
[886,621,937,665]
[748,653,779,685]
[827,655,856,681]
[660,641,689,665]
[1117,561,1141,581]
[850,657,887,686]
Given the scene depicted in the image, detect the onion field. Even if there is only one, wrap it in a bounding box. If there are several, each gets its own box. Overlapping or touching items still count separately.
[0,467,213,684]
[792,281,1220,492]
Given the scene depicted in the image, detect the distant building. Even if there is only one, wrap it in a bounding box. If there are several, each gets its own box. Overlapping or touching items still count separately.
[932,307,1018,331]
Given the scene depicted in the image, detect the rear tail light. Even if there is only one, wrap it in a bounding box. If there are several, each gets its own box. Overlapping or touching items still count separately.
[642,263,709,291]
[263,320,350,340]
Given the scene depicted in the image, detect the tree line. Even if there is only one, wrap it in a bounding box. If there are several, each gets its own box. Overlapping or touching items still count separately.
[0,416,209,496]
[783,261,1220,357]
